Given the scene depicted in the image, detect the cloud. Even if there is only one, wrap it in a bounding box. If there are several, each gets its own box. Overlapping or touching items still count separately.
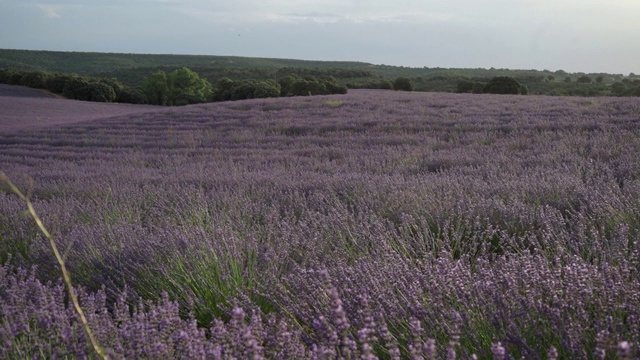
[36,3,60,18]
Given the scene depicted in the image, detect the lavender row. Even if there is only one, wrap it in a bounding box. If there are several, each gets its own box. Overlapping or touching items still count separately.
[1,262,637,359]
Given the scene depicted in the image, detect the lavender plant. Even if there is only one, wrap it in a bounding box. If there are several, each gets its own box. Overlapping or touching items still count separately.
[2,90,640,358]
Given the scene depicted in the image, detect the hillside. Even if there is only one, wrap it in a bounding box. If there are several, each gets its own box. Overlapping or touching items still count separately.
[2,49,639,97]
[0,48,371,75]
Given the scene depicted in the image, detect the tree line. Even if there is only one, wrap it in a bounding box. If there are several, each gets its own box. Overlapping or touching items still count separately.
[0,68,147,103]
[2,66,639,104]
[0,67,350,106]
[455,75,640,96]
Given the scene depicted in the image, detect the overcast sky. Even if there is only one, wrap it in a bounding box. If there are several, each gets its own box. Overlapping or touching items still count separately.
[1,0,638,74]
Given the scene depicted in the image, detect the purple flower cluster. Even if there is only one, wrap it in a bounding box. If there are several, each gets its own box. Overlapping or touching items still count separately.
[2,90,640,357]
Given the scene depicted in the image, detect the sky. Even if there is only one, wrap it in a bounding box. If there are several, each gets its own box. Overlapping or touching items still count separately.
[0,0,638,74]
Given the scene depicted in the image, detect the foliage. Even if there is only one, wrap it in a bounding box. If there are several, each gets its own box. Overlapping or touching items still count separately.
[212,78,281,101]
[577,75,592,84]
[0,174,108,359]
[142,70,169,105]
[457,80,485,94]
[392,77,413,91]
[62,77,93,101]
[167,67,213,106]
[19,71,51,89]
[46,73,79,93]
[0,68,24,85]
[482,76,524,95]
[0,68,143,103]
[2,48,640,102]
[290,78,327,96]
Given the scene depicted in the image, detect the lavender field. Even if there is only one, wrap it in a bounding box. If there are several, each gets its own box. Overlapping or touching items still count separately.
[1,89,639,358]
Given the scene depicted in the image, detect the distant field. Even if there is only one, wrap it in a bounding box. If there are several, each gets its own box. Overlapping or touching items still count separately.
[1,90,639,358]
[0,84,163,131]
[0,83,58,98]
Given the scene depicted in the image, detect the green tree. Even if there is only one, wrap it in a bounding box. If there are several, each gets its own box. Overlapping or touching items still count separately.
[393,77,413,91]
[289,78,327,96]
[117,87,148,104]
[2,69,25,85]
[322,76,348,94]
[610,82,628,96]
[0,68,16,84]
[213,77,235,101]
[97,77,126,101]
[277,75,299,96]
[19,71,51,89]
[231,80,257,100]
[483,77,523,95]
[576,75,592,84]
[457,80,475,93]
[87,82,117,102]
[167,67,212,105]
[47,74,78,94]
[252,80,281,98]
[290,79,313,96]
[142,70,169,105]
[62,77,92,101]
